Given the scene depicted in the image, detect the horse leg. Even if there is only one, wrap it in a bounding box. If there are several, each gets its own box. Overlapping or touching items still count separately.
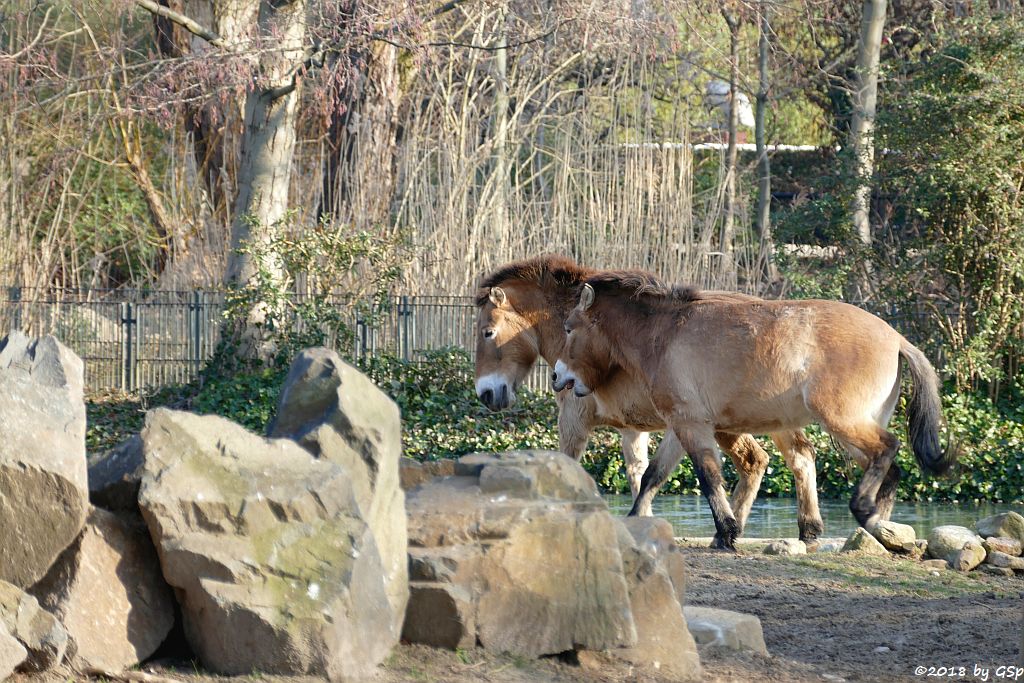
[673,424,740,551]
[620,429,651,515]
[715,432,768,535]
[832,424,900,530]
[557,391,595,461]
[629,431,684,517]
[874,462,903,523]
[771,430,825,547]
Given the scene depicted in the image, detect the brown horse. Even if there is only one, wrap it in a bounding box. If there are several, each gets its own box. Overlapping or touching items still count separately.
[474,255,825,542]
[553,270,958,549]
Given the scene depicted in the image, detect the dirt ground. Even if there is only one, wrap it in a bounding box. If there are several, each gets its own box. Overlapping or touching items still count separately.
[18,546,1024,683]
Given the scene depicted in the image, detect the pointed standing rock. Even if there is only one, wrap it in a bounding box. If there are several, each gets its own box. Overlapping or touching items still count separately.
[268,348,408,633]
[0,332,88,588]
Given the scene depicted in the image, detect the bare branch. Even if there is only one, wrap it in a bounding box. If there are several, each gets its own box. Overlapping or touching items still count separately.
[1,6,55,62]
[133,0,227,50]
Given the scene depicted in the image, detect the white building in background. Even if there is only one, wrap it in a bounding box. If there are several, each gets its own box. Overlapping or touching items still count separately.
[704,79,756,129]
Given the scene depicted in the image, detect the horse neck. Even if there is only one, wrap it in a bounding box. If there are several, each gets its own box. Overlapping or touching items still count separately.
[594,298,665,379]
[508,281,577,367]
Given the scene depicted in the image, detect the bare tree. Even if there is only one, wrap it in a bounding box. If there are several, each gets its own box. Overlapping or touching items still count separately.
[718,0,741,277]
[755,0,777,282]
[849,0,887,247]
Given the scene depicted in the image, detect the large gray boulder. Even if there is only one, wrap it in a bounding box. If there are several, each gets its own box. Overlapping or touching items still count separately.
[976,512,1024,543]
[0,331,88,588]
[31,507,175,672]
[927,525,983,562]
[404,450,702,681]
[268,348,408,632]
[139,408,399,681]
[0,580,68,672]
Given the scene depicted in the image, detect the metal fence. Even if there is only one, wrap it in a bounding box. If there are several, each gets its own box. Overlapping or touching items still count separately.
[1,285,941,395]
[0,287,554,393]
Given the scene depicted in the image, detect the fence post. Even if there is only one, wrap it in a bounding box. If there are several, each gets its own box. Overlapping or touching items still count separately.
[189,291,202,377]
[121,301,135,392]
[8,286,21,331]
[400,295,410,361]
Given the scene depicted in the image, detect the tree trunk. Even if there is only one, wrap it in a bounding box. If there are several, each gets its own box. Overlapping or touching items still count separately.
[319,32,403,229]
[719,4,740,279]
[225,0,306,287]
[492,4,510,261]
[849,0,886,247]
[153,0,251,231]
[755,0,777,284]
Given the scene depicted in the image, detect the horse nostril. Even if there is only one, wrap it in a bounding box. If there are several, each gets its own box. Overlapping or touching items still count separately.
[481,389,493,406]
[499,384,508,405]
[551,371,557,382]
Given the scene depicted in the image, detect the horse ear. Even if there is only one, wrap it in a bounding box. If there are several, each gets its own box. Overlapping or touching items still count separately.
[578,283,595,310]
[489,286,507,307]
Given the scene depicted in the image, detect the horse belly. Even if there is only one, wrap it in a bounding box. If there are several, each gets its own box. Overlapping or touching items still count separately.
[715,391,814,435]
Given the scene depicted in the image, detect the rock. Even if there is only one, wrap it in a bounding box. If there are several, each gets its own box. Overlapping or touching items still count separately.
[619,516,688,607]
[87,434,144,513]
[921,559,948,571]
[976,512,1024,544]
[400,457,456,490]
[927,526,982,562]
[871,521,916,552]
[763,539,807,556]
[139,408,398,680]
[951,542,986,572]
[0,580,68,672]
[31,507,175,672]
[404,450,637,658]
[983,537,1022,557]
[0,622,27,681]
[985,551,1024,571]
[981,565,1015,578]
[614,517,701,681]
[268,348,408,634]
[683,606,768,655]
[841,528,889,556]
[0,332,88,588]
[816,541,844,553]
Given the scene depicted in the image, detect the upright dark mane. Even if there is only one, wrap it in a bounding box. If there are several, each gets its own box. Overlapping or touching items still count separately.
[474,254,594,305]
[584,270,702,304]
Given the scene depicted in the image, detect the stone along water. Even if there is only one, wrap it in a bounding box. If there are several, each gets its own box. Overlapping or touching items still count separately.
[604,495,1022,539]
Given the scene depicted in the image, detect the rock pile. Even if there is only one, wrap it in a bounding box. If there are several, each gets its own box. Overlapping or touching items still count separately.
[404,450,703,681]
[834,512,1024,575]
[1,337,714,680]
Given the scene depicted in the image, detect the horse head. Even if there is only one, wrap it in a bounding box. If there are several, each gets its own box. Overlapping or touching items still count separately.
[552,283,615,397]
[473,285,541,410]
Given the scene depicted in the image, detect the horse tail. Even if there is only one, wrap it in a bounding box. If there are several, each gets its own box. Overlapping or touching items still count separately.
[899,338,958,477]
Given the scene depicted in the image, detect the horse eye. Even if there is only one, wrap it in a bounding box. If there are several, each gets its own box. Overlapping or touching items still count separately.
[483,328,496,340]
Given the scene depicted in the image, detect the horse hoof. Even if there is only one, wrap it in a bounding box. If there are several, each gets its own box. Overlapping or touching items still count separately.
[710,534,738,552]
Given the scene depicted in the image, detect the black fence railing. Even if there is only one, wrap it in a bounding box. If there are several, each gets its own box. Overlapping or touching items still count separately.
[0,286,940,394]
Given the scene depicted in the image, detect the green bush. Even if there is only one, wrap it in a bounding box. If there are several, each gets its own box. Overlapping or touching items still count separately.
[86,346,1020,505]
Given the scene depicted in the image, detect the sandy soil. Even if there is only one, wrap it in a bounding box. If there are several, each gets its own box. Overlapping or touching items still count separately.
[17,547,1023,683]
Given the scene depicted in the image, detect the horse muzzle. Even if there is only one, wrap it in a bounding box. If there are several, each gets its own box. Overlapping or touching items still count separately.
[551,361,591,396]
[476,375,515,411]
